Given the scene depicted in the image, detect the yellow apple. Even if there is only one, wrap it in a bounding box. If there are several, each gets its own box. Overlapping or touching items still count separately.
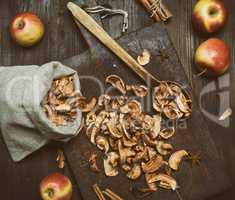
[10,12,45,47]
[192,0,228,34]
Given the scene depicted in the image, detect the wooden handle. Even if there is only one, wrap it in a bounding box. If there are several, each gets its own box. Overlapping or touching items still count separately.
[67,2,158,83]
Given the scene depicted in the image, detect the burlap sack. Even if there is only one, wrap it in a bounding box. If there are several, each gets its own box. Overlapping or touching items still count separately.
[0,61,82,162]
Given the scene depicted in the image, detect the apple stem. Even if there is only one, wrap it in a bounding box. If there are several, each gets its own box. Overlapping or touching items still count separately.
[209,7,218,16]
[46,188,54,198]
[17,21,25,30]
[196,68,207,77]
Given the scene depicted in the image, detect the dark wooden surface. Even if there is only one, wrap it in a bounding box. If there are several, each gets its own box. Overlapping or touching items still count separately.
[0,0,234,199]
[63,22,230,200]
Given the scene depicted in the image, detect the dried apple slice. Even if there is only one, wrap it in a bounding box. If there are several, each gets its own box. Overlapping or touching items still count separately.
[106,75,126,94]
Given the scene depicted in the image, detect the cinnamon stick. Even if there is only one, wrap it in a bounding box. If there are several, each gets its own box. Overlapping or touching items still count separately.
[93,184,106,200]
[103,188,124,200]
[139,0,172,22]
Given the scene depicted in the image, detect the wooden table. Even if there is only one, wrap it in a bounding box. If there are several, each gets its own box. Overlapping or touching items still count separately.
[0,0,234,199]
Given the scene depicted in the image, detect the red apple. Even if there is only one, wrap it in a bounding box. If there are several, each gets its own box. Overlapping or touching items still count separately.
[192,0,228,34]
[40,173,72,200]
[10,12,45,47]
[194,38,230,76]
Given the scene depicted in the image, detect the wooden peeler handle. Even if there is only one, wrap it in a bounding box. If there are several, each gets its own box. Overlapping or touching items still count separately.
[67,2,159,83]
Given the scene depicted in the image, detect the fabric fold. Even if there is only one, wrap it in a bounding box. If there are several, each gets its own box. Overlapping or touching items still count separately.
[0,61,82,162]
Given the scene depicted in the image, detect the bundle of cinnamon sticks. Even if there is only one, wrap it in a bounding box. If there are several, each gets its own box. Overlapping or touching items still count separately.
[139,0,172,22]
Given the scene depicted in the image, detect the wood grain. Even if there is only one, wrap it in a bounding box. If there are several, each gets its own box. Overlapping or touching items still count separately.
[0,0,235,200]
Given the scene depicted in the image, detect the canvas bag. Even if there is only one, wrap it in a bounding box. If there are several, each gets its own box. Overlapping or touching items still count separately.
[0,61,82,162]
